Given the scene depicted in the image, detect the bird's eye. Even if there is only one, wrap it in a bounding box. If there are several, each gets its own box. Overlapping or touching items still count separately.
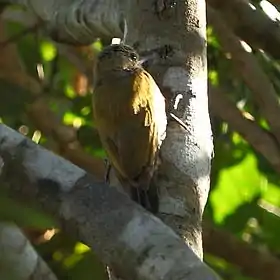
[130,53,137,61]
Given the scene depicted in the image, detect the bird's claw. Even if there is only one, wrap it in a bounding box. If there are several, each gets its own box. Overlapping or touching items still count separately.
[104,159,111,184]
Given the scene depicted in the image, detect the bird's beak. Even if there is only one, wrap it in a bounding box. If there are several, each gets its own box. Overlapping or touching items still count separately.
[138,53,157,66]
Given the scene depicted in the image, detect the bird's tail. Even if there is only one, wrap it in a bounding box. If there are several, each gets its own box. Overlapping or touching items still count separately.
[130,178,159,214]
[113,168,159,214]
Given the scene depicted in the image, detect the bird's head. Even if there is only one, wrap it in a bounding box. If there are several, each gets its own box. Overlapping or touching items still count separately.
[95,44,140,74]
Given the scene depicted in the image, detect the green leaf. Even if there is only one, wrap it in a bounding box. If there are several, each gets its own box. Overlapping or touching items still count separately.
[40,41,57,62]
[0,195,56,229]
[210,152,263,224]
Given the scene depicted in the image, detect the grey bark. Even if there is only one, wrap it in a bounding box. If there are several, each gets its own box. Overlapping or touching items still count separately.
[0,124,218,280]
[0,223,58,280]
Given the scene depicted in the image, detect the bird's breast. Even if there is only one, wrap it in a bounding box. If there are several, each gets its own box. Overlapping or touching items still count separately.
[93,76,142,128]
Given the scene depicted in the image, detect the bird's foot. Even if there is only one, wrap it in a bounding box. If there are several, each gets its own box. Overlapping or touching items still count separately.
[104,159,112,184]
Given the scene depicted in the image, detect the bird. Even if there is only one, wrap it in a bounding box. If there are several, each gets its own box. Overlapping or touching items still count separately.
[92,43,167,213]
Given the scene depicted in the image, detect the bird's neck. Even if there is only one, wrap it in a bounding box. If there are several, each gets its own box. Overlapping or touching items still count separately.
[97,67,139,82]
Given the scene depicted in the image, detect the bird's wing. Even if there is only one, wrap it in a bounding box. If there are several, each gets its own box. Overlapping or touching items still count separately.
[93,69,166,188]
[116,69,166,184]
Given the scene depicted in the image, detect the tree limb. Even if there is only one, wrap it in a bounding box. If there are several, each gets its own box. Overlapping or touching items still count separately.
[208,0,280,60]
[0,124,219,280]
[209,84,280,173]
[203,222,280,280]
[0,223,58,280]
[207,6,280,146]
[1,0,126,44]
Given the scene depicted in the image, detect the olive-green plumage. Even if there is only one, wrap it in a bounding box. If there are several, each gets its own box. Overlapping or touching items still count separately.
[92,44,167,213]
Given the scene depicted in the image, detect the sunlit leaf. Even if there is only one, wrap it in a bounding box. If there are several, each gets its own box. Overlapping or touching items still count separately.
[65,84,77,99]
[209,70,219,85]
[91,39,103,52]
[207,27,220,48]
[210,153,263,223]
[63,112,85,127]
[40,41,57,62]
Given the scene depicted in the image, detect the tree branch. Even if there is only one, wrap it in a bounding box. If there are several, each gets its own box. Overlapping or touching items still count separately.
[208,0,280,60]
[209,84,280,173]
[207,6,280,146]
[0,124,219,280]
[0,223,58,280]
[1,0,126,44]
[203,222,280,280]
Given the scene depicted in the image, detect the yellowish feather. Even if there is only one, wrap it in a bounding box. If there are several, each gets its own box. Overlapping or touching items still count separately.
[93,65,166,196]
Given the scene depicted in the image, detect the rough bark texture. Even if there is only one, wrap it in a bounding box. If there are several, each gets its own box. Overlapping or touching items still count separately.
[0,124,218,280]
